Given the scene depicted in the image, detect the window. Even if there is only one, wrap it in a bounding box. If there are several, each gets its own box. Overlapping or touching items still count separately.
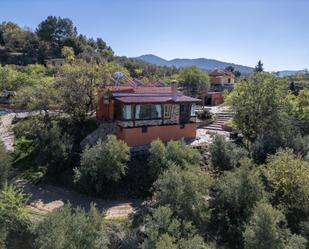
[180,104,190,114]
[135,104,162,120]
[163,104,172,119]
[122,105,132,120]
[228,78,231,83]
[103,95,109,104]
[191,103,196,116]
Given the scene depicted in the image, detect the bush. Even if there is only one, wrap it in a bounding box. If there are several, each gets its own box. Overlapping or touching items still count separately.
[74,135,130,194]
[153,164,213,230]
[0,185,29,248]
[243,202,307,249]
[264,150,309,232]
[209,159,265,248]
[0,143,11,189]
[209,134,248,172]
[197,109,215,122]
[13,117,73,176]
[33,205,109,249]
[148,139,201,180]
[141,206,207,249]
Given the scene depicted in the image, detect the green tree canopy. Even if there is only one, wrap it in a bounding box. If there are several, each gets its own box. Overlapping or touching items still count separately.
[0,185,29,248]
[209,134,248,172]
[254,60,264,72]
[264,150,309,231]
[148,139,201,180]
[36,16,77,45]
[74,135,130,193]
[153,165,213,230]
[141,206,207,249]
[179,65,210,97]
[243,202,307,249]
[34,205,109,249]
[210,159,265,248]
[226,72,290,142]
[0,143,11,189]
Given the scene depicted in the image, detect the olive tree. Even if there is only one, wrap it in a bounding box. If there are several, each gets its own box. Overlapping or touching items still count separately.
[0,143,10,189]
[153,164,213,230]
[244,202,307,249]
[74,135,130,193]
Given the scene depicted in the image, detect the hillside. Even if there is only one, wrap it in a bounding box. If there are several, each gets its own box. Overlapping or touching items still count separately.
[135,54,254,73]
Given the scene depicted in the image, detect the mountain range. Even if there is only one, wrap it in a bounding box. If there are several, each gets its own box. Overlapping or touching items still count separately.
[135,54,254,73]
[135,54,306,76]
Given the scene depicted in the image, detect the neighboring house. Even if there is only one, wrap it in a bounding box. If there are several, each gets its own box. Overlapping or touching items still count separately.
[206,69,235,105]
[0,90,16,108]
[97,83,200,147]
[45,58,65,67]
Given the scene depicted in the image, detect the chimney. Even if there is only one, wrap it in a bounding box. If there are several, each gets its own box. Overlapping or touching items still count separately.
[171,81,177,101]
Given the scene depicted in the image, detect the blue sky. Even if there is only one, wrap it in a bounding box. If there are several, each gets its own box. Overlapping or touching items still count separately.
[1,0,308,71]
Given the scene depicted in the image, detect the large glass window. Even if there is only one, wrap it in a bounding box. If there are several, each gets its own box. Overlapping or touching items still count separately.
[122,105,132,120]
[135,104,162,120]
[163,104,172,119]
[191,103,196,116]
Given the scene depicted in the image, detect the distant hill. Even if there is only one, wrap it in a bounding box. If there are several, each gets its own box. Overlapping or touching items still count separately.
[275,70,308,77]
[135,54,254,74]
[135,54,308,76]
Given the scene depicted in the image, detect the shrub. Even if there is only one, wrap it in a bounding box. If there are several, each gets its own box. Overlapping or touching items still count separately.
[141,206,207,249]
[13,117,73,176]
[165,140,201,168]
[153,164,213,230]
[33,205,109,249]
[197,109,215,122]
[74,135,130,193]
[209,159,265,248]
[243,202,307,249]
[264,150,309,232]
[148,139,201,180]
[0,143,11,189]
[209,134,248,172]
[0,185,29,248]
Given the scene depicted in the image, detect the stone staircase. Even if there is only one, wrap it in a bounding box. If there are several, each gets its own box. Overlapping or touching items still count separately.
[205,111,233,133]
[80,122,116,149]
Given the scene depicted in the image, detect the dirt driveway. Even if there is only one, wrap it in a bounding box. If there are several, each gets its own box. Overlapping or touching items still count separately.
[17,180,143,219]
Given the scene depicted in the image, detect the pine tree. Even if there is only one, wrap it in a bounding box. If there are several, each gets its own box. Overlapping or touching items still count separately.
[254,60,264,72]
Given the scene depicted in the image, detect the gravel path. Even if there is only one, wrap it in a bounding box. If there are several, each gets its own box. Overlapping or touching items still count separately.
[16,179,142,218]
[0,110,142,218]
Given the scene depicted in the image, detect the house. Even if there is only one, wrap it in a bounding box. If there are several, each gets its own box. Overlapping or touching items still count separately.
[45,58,65,67]
[206,69,235,105]
[97,83,200,147]
[0,90,16,108]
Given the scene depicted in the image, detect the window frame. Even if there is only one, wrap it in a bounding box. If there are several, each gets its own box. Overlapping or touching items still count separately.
[135,104,162,120]
[191,103,196,117]
[163,104,172,119]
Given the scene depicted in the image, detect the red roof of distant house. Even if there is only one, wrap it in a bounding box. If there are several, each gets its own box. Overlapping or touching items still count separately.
[133,86,172,94]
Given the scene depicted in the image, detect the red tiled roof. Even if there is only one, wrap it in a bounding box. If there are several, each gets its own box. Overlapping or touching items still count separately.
[133,87,172,94]
[111,86,134,92]
[114,95,200,104]
[111,86,172,94]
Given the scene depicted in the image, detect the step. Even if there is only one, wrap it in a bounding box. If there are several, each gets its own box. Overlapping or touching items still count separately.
[205,127,224,131]
[206,125,223,129]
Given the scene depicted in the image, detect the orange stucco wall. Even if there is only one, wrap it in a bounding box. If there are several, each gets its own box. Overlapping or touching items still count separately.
[116,123,196,147]
[210,76,234,84]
